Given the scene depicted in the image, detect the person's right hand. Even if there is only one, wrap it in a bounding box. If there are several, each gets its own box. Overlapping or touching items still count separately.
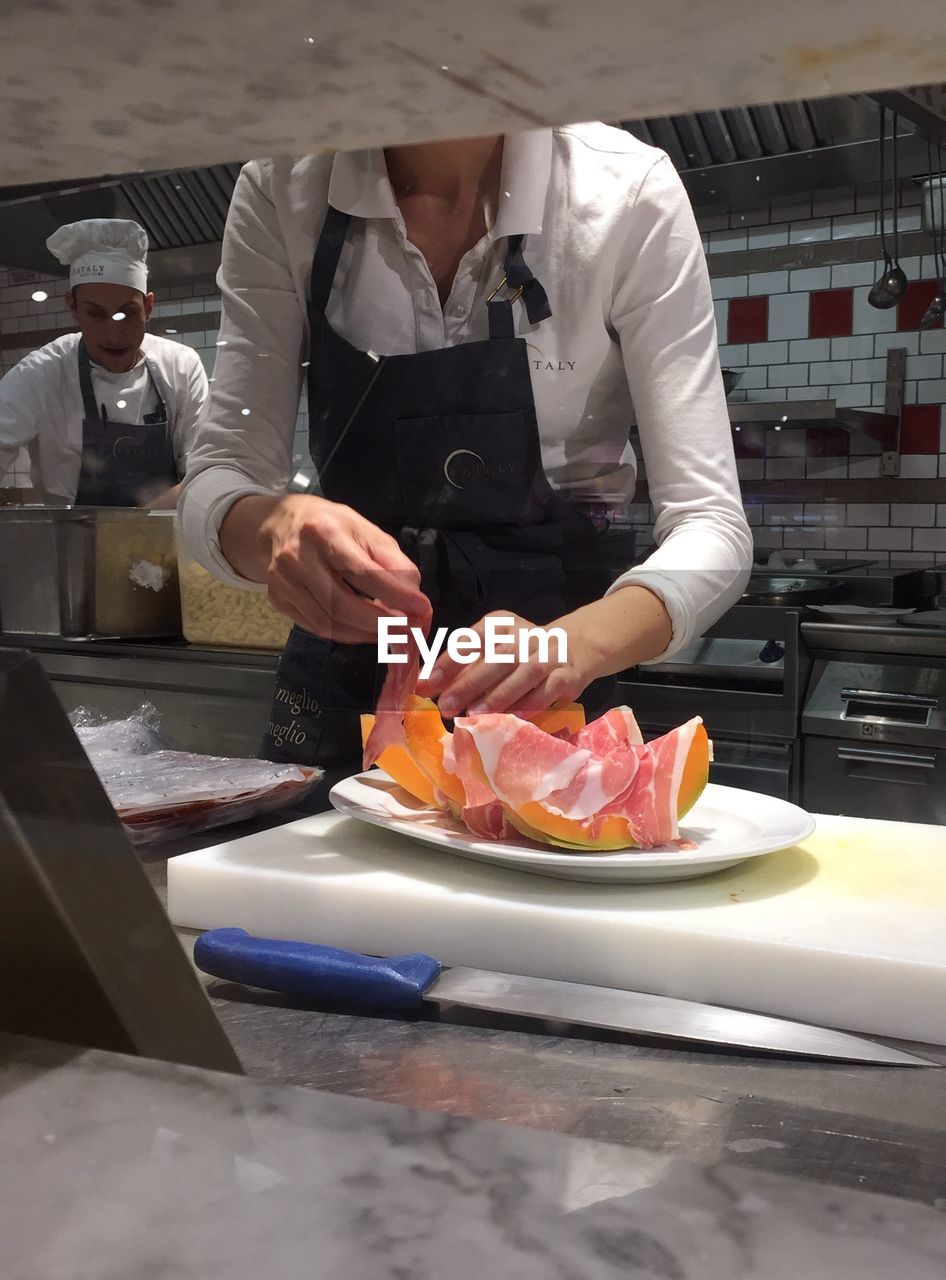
[221,493,430,644]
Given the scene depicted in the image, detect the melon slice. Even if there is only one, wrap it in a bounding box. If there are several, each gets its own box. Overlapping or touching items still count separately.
[359,713,436,806]
[455,710,711,850]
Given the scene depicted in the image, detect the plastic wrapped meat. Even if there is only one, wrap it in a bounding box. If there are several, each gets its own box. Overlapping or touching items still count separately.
[72,705,320,845]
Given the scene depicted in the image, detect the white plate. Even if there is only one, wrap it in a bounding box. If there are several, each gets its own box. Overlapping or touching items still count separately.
[329,772,816,883]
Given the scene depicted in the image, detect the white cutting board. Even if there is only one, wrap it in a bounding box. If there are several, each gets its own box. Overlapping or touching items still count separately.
[167,810,946,1045]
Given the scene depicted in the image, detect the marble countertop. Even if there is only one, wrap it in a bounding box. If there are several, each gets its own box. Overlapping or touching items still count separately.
[4,1031,946,1280]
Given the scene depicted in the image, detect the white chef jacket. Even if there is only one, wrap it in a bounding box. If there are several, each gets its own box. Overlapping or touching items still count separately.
[179,123,752,660]
[0,332,208,502]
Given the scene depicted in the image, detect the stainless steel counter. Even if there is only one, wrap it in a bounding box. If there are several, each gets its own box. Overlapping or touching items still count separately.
[140,815,946,1207]
[3,630,945,1207]
[0,634,279,757]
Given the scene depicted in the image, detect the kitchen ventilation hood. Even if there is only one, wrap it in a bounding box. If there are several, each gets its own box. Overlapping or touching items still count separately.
[622,86,946,210]
[0,163,241,278]
[2,87,945,273]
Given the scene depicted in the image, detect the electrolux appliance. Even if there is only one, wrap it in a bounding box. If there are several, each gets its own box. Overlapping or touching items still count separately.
[801,615,946,824]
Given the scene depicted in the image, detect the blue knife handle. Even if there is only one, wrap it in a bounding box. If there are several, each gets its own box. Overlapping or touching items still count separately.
[193,928,442,1010]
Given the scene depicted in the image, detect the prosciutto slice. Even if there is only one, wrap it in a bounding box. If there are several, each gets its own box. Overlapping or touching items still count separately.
[363,608,429,768]
[448,721,513,839]
[453,710,705,849]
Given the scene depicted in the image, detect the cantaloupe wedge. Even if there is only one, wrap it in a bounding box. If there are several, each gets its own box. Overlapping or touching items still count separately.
[361,695,465,808]
[402,696,466,807]
[526,702,586,736]
[506,804,636,851]
[677,721,710,819]
[359,713,436,805]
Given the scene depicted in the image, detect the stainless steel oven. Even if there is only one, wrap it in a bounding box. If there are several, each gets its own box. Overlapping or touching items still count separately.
[801,660,946,824]
[617,606,809,801]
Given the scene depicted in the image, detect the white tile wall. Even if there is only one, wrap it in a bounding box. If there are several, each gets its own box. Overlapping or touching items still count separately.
[789,338,830,362]
[789,266,830,292]
[710,276,749,300]
[699,182,946,561]
[891,503,936,526]
[834,335,875,360]
[868,527,912,551]
[830,262,877,289]
[748,270,789,295]
[768,293,809,340]
[767,364,809,388]
[900,455,939,479]
[747,223,789,249]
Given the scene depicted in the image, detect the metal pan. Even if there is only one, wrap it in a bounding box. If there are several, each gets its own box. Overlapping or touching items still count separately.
[742,575,843,606]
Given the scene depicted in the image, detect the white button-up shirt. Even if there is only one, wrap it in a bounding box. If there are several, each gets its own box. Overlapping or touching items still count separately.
[0,332,208,501]
[180,123,751,658]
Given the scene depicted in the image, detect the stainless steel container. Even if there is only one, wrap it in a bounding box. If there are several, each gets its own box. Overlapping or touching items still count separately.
[0,507,182,638]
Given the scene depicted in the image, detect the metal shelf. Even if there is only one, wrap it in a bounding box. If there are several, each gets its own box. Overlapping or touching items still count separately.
[727,400,899,449]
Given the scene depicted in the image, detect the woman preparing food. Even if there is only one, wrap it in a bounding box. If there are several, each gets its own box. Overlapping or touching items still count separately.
[178,123,752,782]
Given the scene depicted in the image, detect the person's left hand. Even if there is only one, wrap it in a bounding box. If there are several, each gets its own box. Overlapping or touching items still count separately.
[414,586,674,719]
[415,609,605,719]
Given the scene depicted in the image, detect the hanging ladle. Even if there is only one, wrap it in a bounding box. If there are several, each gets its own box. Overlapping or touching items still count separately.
[920,136,946,330]
[869,106,909,309]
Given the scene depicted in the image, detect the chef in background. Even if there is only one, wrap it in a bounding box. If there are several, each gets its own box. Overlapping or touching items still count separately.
[0,219,208,507]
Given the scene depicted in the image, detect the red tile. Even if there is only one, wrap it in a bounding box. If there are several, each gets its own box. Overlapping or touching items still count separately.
[728,296,769,345]
[897,279,945,331]
[900,404,941,454]
[809,289,853,339]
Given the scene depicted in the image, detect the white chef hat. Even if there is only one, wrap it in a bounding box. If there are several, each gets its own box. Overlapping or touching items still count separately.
[46,218,149,293]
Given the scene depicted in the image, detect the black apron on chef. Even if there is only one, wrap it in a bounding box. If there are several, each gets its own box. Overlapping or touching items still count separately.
[263,205,616,777]
[74,340,178,507]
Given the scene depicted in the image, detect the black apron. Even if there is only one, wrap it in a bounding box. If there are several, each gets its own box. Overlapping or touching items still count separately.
[263,206,616,782]
[75,340,178,507]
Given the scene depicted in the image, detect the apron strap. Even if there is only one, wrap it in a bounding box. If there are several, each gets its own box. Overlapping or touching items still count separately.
[486,234,552,339]
[486,298,516,340]
[505,234,552,326]
[140,356,169,423]
[310,205,352,317]
[77,340,100,419]
[77,341,169,425]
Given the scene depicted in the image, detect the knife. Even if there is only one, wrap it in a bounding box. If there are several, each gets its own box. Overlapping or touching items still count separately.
[193,928,936,1067]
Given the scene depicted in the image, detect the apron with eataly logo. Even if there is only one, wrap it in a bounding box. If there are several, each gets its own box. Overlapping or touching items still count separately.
[263,205,614,778]
[74,340,178,506]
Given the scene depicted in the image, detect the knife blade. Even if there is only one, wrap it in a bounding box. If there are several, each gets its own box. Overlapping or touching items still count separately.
[193,928,936,1067]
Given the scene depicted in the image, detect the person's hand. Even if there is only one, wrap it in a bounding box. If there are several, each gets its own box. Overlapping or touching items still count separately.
[416,609,604,719]
[415,586,673,717]
[221,493,430,643]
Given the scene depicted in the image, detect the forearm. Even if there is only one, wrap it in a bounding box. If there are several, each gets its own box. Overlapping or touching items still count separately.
[564,584,673,678]
[218,492,283,582]
[142,482,180,511]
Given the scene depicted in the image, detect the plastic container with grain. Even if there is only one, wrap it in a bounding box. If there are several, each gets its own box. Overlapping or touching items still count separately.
[175,523,292,650]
